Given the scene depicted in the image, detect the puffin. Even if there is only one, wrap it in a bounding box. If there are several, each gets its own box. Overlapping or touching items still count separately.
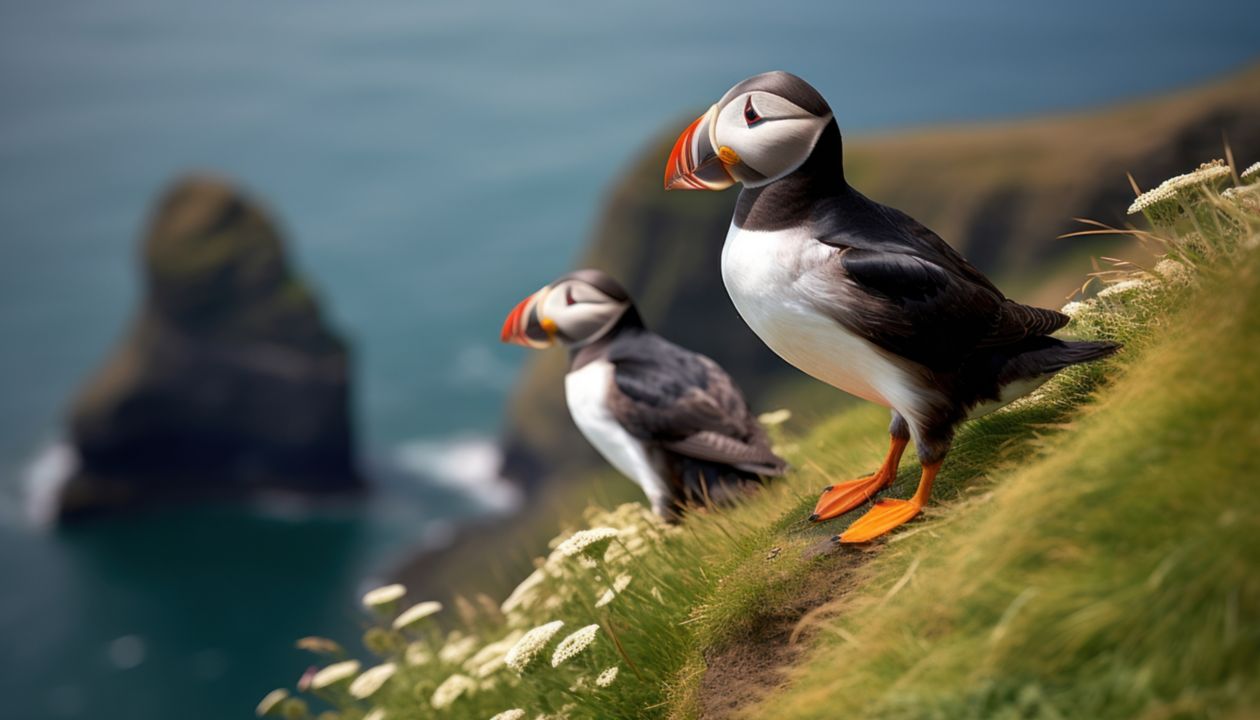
[500,269,787,521]
[663,71,1119,542]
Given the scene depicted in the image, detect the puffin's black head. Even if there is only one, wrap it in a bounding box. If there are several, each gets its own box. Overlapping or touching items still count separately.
[664,71,835,191]
[500,269,637,349]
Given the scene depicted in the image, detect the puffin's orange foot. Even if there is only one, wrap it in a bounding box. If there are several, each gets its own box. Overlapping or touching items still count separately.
[809,473,890,522]
[835,498,923,543]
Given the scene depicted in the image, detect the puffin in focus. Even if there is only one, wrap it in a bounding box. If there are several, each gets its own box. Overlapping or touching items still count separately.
[663,71,1118,542]
[501,269,786,521]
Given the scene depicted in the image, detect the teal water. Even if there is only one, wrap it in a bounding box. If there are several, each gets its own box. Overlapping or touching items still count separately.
[0,1,1257,718]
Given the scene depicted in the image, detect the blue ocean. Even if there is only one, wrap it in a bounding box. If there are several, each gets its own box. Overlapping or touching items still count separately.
[0,1,1256,717]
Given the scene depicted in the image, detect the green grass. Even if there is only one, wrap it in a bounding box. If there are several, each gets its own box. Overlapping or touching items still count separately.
[261,168,1260,720]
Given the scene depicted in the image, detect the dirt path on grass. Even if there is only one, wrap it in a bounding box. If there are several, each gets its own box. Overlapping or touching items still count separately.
[695,539,869,719]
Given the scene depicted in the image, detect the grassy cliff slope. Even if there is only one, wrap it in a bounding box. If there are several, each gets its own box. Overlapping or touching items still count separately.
[268,166,1260,719]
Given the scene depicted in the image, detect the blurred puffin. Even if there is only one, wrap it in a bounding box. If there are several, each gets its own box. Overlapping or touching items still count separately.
[664,71,1118,542]
[501,269,786,520]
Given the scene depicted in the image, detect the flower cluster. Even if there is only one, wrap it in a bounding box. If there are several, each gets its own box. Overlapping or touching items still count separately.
[556,527,619,565]
[504,620,565,673]
[595,666,620,688]
[551,624,600,667]
[1128,160,1233,226]
[430,673,476,709]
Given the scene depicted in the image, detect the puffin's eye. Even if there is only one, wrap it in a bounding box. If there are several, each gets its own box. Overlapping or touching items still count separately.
[564,286,577,306]
[743,97,763,127]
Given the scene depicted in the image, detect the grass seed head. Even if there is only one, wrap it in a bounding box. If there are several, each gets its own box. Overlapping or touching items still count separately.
[348,662,396,699]
[595,574,633,608]
[758,408,792,426]
[255,689,288,716]
[392,600,442,629]
[430,673,476,709]
[309,659,360,689]
[294,637,343,656]
[439,632,480,665]
[361,584,406,609]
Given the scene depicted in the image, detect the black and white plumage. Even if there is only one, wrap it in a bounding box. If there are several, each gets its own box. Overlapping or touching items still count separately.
[665,71,1119,541]
[502,269,785,520]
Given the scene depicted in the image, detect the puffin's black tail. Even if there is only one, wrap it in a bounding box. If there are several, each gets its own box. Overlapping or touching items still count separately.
[1033,339,1122,373]
[998,337,1121,383]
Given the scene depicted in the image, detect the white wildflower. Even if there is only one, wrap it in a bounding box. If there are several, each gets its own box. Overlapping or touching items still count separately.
[431,673,476,709]
[465,632,521,678]
[504,620,565,673]
[1154,258,1194,284]
[349,662,396,699]
[595,574,633,608]
[1059,300,1090,318]
[255,689,288,716]
[439,633,480,665]
[364,710,386,720]
[362,584,406,609]
[310,659,360,689]
[405,641,432,666]
[1097,278,1150,299]
[392,600,442,629]
[551,624,600,667]
[556,527,619,564]
[490,711,526,720]
[500,567,547,615]
[1128,160,1232,219]
[595,665,620,688]
[757,408,792,426]
[430,676,474,709]
[1241,161,1260,184]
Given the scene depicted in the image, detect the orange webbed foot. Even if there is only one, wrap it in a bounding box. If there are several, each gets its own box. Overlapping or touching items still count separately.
[809,473,892,522]
[809,435,909,523]
[834,498,923,543]
[834,460,941,543]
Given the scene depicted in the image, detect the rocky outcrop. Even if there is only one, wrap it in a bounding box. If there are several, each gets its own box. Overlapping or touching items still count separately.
[498,62,1260,491]
[59,175,360,519]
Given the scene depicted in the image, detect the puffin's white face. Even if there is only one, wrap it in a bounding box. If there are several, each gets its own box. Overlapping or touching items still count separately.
[664,71,833,191]
[501,276,631,349]
[709,92,831,186]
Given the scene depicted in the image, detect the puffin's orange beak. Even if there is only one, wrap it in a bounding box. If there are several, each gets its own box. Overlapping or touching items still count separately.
[664,104,735,191]
[500,287,555,348]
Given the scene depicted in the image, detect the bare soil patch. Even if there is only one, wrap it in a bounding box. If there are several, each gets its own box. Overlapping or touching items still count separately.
[695,538,869,719]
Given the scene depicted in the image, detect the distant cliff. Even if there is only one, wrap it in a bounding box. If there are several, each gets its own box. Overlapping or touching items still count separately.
[498,62,1260,491]
[59,175,359,519]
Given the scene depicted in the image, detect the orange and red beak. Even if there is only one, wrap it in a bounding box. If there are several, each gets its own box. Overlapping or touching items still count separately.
[664,104,736,191]
[500,286,556,349]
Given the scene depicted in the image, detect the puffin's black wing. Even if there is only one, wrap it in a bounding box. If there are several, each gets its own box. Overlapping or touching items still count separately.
[812,196,1066,369]
[605,332,786,475]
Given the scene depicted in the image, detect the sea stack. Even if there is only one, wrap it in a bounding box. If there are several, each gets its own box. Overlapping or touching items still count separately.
[58,175,360,519]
